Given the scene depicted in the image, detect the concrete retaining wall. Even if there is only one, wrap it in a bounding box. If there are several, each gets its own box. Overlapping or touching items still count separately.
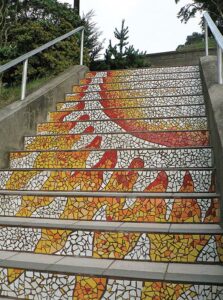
[0,65,88,168]
[145,49,217,67]
[200,56,223,225]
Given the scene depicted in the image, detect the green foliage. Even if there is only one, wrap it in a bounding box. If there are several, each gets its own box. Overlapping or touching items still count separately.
[175,0,223,32]
[0,0,89,86]
[82,10,104,64]
[93,19,148,70]
[176,33,216,52]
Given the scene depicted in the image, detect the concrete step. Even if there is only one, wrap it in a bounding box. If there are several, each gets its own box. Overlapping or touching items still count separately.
[0,192,219,223]
[65,86,202,102]
[24,130,210,150]
[0,220,221,263]
[9,148,213,170]
[48,105,206,123]
[37,117,208,136]
[0,168,215,193]
[57,95,205,111]
[80,71,201,85]
[72,78,202,93]
[85,65,200,78]
[0,252,222,297]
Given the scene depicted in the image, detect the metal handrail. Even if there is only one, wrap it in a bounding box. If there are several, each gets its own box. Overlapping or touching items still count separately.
[204,12,223,84]
[0,26,85,100]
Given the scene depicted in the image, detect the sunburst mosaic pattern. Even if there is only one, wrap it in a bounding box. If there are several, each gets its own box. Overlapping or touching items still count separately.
[0,268,222,299]
[0,64,222,298]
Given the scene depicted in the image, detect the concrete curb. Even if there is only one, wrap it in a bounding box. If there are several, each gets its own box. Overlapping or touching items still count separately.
[200,56,223,226]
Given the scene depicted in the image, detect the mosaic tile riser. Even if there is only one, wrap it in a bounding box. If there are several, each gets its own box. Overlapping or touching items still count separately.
[80,71,201,85]
[24,131,209,150]
[0,268,222,300]
[72,78,202,93]
[0,169,215,193]
[49,105,206,123]
[37,118,208,136]
[85,66,200,78]
[57,96,205,111]
[0,195,219,223]
[66,86,203,102]
[0,227,222,263]
[10,148,212,169]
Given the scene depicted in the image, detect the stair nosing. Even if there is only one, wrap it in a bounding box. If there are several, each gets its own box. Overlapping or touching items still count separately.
[0,218,221,234]
[0,190,219,198]
[0,251,222,284]
[0,167,215,172]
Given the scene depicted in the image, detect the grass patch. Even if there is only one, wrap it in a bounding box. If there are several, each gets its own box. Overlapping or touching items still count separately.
[0,76,54,109]
[177,38,216,52]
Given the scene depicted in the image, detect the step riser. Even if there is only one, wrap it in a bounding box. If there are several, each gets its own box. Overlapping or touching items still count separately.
[0,195,219,223]
[57,96,205,111]
[37,118,208,136]
[80,72,201,84]
[86,66,200,78]
[0,170,215,193]
[66,86,203,102]
[9,148,213,169]
[0,227,222,263]
[49,105,206,123]
[25,131,210,150]
[0,268,222,299]
[73,79,202,93]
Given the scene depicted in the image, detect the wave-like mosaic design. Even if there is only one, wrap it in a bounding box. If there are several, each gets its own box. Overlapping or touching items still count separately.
[0,195,219,223]
[0,227,222,263]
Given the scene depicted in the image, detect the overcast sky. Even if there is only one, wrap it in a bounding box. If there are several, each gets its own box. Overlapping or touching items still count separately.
[59,0,202,55]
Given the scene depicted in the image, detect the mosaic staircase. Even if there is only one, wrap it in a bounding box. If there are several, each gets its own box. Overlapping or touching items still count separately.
[0,65,222,299]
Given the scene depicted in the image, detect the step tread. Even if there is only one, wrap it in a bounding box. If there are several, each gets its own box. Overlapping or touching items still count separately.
[0,218,222,233]
[0,190,219,198]
[0,251,222,283]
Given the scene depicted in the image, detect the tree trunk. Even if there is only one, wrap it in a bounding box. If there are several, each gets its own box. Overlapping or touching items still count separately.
[74,0,80,14]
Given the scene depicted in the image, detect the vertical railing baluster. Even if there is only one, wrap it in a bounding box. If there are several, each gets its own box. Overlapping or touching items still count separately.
[80,29,84,66]
[205,20,209,56]
[217,45,223,84]
[21,59,28,100]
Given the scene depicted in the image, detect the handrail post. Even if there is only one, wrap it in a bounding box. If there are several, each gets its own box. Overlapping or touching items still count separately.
[217,45,223,84]
[80,29,84,65]
[205,20,209,56]
[21,59,28,100]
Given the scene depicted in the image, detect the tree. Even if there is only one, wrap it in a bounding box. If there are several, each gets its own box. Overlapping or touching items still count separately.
[175,0,223,29]
[0,0,88,86]
[82,10,104,64]
[102,19,147,70]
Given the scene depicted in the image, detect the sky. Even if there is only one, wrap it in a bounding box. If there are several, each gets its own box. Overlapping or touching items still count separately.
[59,0,202,55]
